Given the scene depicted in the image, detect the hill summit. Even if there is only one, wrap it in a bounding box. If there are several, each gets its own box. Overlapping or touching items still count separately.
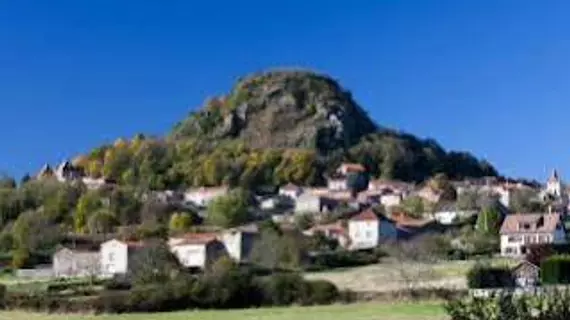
[64,69,497,190]
[171,70,377,152]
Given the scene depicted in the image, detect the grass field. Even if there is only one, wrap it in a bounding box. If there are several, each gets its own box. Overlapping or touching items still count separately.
[0,302,446,320]
[306,258,516,292]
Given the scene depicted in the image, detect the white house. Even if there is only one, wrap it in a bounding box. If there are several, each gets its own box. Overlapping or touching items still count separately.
[380,193,403,208]
[347,208,397,250]
[184,186,229,207]
[294,193,324,214]
[499,213,567,257]
[170,235,227,269]
[100,239,145,276]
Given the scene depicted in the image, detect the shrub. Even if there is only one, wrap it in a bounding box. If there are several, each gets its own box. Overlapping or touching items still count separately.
[306,250,381,271]
[541,254,570,284]
[445,289,570,320]
[466,263,514,288]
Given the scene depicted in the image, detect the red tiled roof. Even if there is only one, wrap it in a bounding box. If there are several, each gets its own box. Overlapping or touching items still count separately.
[500,213,561,234]
[350,208,379,221]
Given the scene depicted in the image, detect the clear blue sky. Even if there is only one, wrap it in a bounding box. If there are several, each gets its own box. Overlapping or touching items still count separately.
[0,1,569,181]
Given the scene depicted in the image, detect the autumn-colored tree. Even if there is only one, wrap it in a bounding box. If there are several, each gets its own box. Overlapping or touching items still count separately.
[74,191,103,233]
[169,212,193,233]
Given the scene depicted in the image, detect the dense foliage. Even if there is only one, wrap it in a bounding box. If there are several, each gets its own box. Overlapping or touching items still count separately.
[446,290,570,320]
[541,255,570,285]
[466,263,514,288]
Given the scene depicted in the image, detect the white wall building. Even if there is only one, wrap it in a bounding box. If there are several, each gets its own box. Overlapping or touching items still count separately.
[499,213,566,257]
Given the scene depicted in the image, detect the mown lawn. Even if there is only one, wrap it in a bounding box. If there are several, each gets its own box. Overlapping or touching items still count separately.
[0,302,446,320]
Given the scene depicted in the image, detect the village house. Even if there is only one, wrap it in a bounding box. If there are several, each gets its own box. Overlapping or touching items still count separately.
[512,260,540,288]
[184,186,229,207]
[389,211,438,237]
[294,193,338,214]
[347,208,401,250]
[326,163,366,191]
[499,213,567,257]
[100,239,146,276]
[219,224,259,262]
[169,233,228,269]
[53,245,100,278]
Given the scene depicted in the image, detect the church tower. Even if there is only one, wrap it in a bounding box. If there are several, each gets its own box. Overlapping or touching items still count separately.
[546,169,562,197]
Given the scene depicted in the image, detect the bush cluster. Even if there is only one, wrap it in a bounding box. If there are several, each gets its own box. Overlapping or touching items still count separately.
[446,289,570,320]
[541,254,570,284]
[466,264,514,289]
[306,250,382,271]
[1,269,340,313]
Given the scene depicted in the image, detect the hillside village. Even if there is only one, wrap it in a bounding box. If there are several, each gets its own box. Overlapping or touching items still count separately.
[16,158,569,287]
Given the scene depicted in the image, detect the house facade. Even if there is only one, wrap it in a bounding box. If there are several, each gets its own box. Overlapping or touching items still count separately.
[220,225,259,262]
[347,209,397,250]
[499,213,567,257]
[170,238,227,269]
[512,260,540,288]
[53,247,100,278]
[100,239,144,276]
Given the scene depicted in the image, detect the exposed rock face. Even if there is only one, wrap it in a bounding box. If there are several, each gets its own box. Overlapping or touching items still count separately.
[172,70,378,152]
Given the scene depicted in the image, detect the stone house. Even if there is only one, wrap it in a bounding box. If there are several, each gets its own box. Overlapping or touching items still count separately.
[512,260,540,288]
[53,245,100,278]
[347,208,398,250]
[499,213,567,257]
[100,239,146,276]
[294,193,337,214]
[169,234,228,269]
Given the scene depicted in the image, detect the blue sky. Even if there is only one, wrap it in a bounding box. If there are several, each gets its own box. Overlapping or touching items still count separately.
[0,1,569,181]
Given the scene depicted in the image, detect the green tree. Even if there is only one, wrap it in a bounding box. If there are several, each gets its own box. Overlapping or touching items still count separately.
[206,188,251,228]
[168,212,193,233]
[476,207,502,235]
[129,241,181,287]
[399,196,425,218]
[87,209,118,234]
[74,191,103,233]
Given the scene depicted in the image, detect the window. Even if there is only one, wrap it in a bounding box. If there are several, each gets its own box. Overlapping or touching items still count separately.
[365,231,372,238]
[108,252,115,263]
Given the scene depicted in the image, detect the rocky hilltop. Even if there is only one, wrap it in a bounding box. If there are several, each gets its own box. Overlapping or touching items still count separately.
[171,70,377,152]
[67,69,497,189]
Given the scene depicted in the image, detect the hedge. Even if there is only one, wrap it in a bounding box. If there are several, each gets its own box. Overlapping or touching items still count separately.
[541,254,570,284]
[467,264,514,289]
[1,272,340,313]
